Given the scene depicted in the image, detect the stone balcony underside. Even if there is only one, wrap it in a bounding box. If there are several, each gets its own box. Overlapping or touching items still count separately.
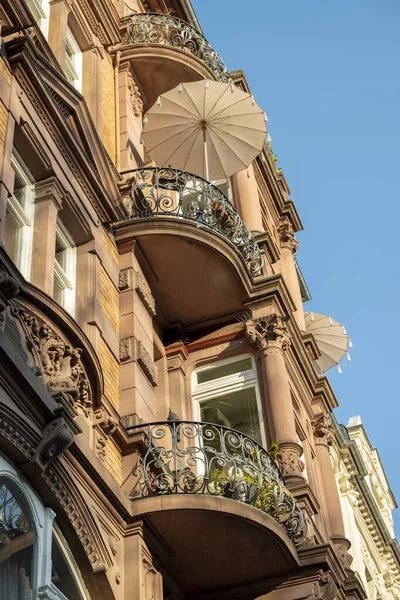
[124,420,307,597]
[122,13,231,84]
[121,167,262,276]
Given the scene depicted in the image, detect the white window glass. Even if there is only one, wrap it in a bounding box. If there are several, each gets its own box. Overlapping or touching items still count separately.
[65,28,82,92]
[26,0,50,38]
[53,221,76,316]
[192,355,265,445]
[4,153,35,280]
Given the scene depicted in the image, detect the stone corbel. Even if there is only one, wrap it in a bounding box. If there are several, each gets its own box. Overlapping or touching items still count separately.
[279,216,298,254]
[0,270,19,314]
[28,417,74,473]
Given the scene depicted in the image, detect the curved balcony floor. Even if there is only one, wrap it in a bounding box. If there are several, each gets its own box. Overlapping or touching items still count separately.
[120,13,231,112]
[134,495,299,599]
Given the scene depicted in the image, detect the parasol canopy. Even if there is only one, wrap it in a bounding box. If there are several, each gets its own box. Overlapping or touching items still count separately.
[141,80,267,181]
[305,312,352,374]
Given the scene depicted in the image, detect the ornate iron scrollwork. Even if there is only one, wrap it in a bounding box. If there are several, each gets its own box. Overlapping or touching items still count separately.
[126,420,307,547]
[123,167,263,275]
[123,13,232,83]
[0,483,31,547]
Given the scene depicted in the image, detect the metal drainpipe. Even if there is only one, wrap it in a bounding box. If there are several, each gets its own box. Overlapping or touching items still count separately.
[182,0,203,34]
[114,50,121,171]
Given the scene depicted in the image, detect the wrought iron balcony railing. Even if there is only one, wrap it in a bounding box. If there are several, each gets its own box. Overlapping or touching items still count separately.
[122,167,263,275]
[123,13,231,83]
[126,420,307,547]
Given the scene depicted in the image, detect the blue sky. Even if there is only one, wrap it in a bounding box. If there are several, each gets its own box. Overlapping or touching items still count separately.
[193,0,400,531]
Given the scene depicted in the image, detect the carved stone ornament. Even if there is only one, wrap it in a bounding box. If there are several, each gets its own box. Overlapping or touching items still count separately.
[0,270,20,313]
[119,269,130,291]
[137,341,158,387]
[279,217,298,254]
[135,271,156,317]
[331,537,354,572]
[127,71,143,118]
[119,338,132,362]
[245,314,291,354]
[19,308,92,416]
[277,443,305,479]
[94,408,117,436]
[312,413,334,446]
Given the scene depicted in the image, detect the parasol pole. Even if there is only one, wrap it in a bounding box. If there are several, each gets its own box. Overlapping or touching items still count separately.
[202,123,209,181]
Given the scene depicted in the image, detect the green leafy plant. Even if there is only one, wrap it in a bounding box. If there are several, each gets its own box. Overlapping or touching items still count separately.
[268,442,280,460]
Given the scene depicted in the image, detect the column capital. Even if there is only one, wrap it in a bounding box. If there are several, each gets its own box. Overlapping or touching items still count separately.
[245,314,291,354]
[35,176,64,210]
[312,413,334,446]
[279,216,298,254]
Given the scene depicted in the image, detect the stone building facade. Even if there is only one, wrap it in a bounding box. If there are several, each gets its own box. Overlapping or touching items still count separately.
[333,416,400,600]
[0,0,397,598]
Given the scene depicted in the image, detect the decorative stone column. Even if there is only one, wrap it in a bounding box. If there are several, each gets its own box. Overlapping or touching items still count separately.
[166,341,189,420]
[48,0,69,68]
[31,177,64,295]
[279,217,306,332]
[231,164,263,234]
[245,314,305,486]
[312,413,353,572]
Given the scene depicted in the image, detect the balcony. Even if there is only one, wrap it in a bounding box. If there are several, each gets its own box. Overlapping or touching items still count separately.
[114,168,262,328]
[125,420,307,597]
[120,13,231,111]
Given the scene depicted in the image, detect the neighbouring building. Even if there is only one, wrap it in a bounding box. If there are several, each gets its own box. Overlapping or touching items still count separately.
[0,1,397,599]
[333,416,400,600]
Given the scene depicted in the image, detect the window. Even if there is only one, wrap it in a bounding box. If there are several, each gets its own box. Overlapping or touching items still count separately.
[0,480,35,599]
[192,355,265,445]
[26,0,50,38]
[53,221,76,316]
[0,456,91,599]
[4,153,35,280]
[64,28,82,92]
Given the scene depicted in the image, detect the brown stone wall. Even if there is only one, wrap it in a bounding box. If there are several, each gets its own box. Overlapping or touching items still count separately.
[100,338,120,411]
[101,53,116,161]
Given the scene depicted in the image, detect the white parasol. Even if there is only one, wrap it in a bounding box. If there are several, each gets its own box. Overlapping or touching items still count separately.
[305,312,352,374]
[141,80,267,181]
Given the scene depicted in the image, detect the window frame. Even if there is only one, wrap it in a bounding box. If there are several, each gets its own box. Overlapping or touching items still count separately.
[54,220,77,317]
[26,0,50,38]
[192,354,266,447]
[65,27,83,92]
[5,152,35,281]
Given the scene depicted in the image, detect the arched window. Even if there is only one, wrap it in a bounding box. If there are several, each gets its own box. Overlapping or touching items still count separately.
[0,455,91,600]
[0,480,35,599]
[192,354,265,445]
